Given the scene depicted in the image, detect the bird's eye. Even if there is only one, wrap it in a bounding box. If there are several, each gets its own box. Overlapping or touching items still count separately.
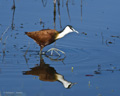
[69,26,73,30]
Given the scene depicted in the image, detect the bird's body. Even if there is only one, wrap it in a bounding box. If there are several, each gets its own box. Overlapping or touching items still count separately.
[25,29,59,52]
[25,25,79,55]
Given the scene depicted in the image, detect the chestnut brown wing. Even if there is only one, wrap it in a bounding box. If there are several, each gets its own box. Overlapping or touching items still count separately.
[25,29,58,47]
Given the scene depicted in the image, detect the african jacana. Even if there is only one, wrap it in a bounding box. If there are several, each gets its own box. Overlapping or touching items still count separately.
[25,25,79,55]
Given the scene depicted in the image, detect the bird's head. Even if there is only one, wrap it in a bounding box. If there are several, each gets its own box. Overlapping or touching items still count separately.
[64,25,79,34]
[56,25,79,39]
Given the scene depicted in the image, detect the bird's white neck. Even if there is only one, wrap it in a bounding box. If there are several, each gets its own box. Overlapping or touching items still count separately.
[56,74,72,88]
[56,27,72,39]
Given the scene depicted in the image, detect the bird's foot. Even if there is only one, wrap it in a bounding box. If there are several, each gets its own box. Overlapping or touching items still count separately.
[46,48,66,57]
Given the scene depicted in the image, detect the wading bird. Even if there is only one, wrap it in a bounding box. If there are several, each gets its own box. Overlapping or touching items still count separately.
[25,25,79,55]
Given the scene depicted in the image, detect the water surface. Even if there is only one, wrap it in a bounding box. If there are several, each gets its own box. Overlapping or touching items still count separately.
[0,0,120,96]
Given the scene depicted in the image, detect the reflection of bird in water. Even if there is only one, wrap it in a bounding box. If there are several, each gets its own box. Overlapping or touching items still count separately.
[23,56,76,88]
[25,25,79,55]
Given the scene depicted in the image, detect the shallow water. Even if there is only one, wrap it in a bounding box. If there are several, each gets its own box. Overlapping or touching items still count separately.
[0,0,120,96]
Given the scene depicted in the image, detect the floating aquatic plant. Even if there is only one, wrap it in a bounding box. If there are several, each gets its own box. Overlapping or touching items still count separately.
[71,67,74,72]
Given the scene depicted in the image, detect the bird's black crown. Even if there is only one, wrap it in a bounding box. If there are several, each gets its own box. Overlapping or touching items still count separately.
[66,25,73,30]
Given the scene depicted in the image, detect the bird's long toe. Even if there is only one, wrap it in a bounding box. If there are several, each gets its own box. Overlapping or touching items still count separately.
[46,48,65,57]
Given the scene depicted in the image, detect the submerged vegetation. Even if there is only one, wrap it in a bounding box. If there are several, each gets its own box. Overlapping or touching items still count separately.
[40,0,83,29]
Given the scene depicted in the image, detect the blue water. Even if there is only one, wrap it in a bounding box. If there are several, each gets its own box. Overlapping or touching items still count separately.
[0,0,120,96]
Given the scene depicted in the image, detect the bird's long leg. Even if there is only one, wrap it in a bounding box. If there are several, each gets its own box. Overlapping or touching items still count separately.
[54,42,56,48]
[39,47,42,55]
[39,46,45,55]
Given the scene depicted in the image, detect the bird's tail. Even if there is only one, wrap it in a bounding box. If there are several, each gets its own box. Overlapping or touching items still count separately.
[25,32,28,35]
[24,32,34,39]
